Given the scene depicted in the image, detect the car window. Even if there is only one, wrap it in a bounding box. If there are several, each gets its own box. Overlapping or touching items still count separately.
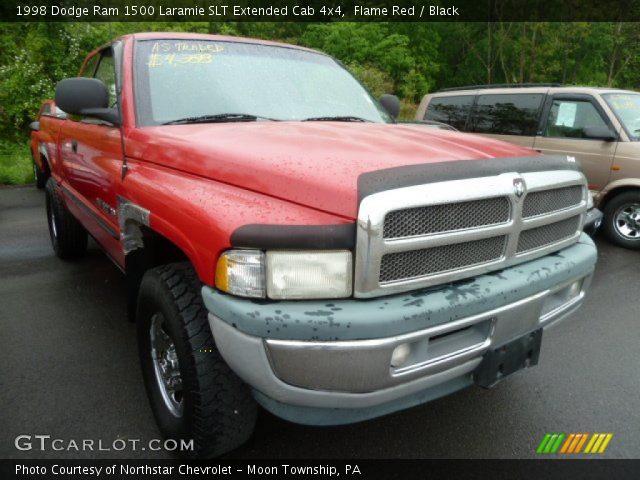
[81,54,99,78]
[544,99,608,139]
[469,93,543,136]
[424,95,474,130]
[94,49,117,108]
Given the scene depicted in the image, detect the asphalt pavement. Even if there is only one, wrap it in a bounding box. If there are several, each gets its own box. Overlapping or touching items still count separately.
[1,185,639,459]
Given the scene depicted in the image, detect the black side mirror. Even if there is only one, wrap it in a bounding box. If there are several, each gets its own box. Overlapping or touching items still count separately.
[379,94,400,119]
[583,125,616,141]
[29,121,40,132]
[55,77,120,126]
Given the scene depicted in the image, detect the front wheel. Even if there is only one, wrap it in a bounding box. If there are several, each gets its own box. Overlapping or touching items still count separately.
[136,262,257,458]
[603,191,640,249]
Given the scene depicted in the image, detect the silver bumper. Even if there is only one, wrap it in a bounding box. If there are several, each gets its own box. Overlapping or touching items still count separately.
[208,273,591,410]
[584,207,603,236]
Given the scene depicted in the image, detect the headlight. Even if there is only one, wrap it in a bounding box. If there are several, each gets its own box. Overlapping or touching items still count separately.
[266,250,352,299]
[215,249,352,300]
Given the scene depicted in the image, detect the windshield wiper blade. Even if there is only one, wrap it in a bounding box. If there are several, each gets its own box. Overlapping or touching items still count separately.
[162,113,277,125]
[302,116,371,122]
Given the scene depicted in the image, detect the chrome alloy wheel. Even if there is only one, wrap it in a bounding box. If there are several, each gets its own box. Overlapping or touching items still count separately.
[614,203,640,239]
[150,313,183,417]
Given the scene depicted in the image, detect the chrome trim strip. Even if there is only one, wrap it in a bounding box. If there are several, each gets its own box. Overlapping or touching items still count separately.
[354,169,588,298]
[61,185,119,239]
[266,304,499,351]
[384,224,513,252]
[521,204,584,229]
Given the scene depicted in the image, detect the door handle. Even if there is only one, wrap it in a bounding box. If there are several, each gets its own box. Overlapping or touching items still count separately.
[71,140,78,153]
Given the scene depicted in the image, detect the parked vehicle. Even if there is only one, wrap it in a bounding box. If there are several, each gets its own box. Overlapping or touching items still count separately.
[34,33,597,457]
[417,84,640,248]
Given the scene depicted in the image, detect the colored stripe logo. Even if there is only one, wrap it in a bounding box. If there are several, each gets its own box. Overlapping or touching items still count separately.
[537,433,612,454]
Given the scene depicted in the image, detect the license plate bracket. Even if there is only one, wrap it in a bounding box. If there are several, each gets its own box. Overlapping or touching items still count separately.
[474,329,543,388]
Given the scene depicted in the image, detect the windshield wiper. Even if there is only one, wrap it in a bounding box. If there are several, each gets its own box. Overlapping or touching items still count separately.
[162,113,278,125]
[301,116,372,122]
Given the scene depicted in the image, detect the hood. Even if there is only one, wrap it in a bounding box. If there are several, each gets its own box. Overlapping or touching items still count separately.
[127,122,537,220]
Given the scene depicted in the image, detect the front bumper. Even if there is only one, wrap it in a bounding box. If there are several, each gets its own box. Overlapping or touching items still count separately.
[202,234,597,425]
[584,208,603,236]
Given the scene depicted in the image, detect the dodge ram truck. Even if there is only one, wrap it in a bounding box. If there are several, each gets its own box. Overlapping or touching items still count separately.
[34,32,598,457]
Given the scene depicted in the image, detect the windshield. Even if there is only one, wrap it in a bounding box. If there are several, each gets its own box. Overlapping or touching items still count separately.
[134,39,390,126]
[602,93,640,141]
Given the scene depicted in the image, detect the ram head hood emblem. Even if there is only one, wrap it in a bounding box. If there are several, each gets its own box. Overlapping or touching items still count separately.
[513,178,526,198]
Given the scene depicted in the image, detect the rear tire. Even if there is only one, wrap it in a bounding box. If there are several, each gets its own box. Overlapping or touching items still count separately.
[602,190,640,249]
[45,178,88,259]
[33,158,47,189]
[137,262,257,458]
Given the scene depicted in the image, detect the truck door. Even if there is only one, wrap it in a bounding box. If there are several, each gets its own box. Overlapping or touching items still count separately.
[57,44,124,265]
[533,94,617,193]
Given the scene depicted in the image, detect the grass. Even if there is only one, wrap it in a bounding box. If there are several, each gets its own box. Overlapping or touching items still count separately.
[0,141,34,186]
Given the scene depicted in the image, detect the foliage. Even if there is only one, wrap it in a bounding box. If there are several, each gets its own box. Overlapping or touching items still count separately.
[433,22,640,89]
[299,22,439,99]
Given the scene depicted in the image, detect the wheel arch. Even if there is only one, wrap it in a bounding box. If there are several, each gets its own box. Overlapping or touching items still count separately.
[37,143,52,175]
[123,221,196,322]
[598,180,640,211]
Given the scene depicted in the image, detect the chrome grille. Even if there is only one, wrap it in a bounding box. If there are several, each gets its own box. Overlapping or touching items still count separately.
[380,236,507,283]
[383,197,510,239]
[522,185,583,218]
[354,169,588,298]
[517,216,581,253]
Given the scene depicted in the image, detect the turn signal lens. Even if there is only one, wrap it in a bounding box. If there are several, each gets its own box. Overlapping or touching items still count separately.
[215,250,265,298]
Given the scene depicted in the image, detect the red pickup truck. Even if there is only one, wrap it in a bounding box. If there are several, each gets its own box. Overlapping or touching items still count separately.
[33,32,598,457]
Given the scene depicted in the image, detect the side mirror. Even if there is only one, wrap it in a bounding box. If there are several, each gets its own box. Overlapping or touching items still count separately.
[379,94,400,119]
[583,125,616,141]
[55,77,120,126]
[29,121,40,132]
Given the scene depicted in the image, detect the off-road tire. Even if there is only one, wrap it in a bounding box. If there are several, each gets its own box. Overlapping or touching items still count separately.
[45,178,88,258]
[137,262,257,458]
[33,157,47,189]
[602,190,640,249]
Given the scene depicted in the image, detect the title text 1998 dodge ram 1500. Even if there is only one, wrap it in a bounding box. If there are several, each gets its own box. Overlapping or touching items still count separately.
[33,33,598,457]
